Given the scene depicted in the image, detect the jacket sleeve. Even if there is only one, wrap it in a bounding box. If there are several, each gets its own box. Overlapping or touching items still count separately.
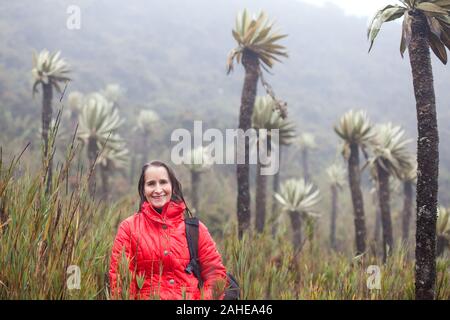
[109,219,135,299]
[198,222,227,300]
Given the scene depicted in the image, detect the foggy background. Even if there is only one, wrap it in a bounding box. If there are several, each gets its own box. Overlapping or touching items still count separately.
[1,0,449,204]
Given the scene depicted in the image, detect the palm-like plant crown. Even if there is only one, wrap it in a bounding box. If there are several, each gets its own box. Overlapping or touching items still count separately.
[97,134,129,169]
[77,93,124,147]
[326,162,347,189]
[137,109,160,134]
[371,123,414,179]
[101,83,125,104]
[334,110,375,158]
[227,9,288,73]
[368,164,403,193]
[67,91,84,114]
[368,0,450,64]
[32,49,71,95]
[274,178,320,216]
[437,206,450,238]
[252,95,297,146]
[183,146,213,173]
[402,161,418,182]
[297,132,317,151]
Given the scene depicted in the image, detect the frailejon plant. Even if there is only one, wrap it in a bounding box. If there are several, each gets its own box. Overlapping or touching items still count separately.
[183,146,213,215]
[32,49,71,193]
[326,162,346,250]
[297,132,317,182]
[400,162,417,242]
[369,123,414,262]
[368,0,450,300]
[274,178,320,252]
[252,95,296,233]
[436,206,450,256]
[227,9,288,238]
[334,110,375,255]
[77,93,124,197]
[97,136,129,200]
[136,109,160,165]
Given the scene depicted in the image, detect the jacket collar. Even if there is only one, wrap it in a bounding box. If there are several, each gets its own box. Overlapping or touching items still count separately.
[141,200,186,225]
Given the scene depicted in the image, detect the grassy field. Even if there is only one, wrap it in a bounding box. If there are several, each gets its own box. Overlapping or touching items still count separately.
[0,146,449,300]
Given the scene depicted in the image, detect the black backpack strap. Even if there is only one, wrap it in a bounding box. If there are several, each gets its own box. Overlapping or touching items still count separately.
[185,217,203,289]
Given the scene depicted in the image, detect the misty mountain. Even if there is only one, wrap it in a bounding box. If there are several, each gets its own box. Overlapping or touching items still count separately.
[1,0,449,200]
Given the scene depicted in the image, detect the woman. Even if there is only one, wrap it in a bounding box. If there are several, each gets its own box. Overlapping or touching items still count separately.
[109,160,227,300]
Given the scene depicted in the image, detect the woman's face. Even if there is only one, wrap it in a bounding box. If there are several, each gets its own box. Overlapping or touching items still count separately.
[144,166,173,208]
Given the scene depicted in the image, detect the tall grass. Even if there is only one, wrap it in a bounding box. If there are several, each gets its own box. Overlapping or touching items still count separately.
[0,129,130,299]
[220,227,450,300]
[0,141,449,299]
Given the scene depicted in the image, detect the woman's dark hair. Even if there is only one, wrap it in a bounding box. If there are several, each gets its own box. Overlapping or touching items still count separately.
[138,160,192,217]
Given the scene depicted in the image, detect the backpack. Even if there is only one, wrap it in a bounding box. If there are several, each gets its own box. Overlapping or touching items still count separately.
[184,217,240,300]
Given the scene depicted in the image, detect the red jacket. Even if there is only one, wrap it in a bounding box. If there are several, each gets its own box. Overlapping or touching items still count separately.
[109,200,227,300]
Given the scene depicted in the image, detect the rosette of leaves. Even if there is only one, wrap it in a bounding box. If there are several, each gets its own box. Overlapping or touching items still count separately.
[437,206,450,255]
[32,49,71,95]
[326,162,346,189]
[274,178,320,251]
[370,123,414,179]
[183,146,213,214]
[252,95,296,232]
[368,0,450,64]
[334,110,374,255]
[251,95,297,146]
[77,93,124,196]
[226,9,288,73]
[334,110,375,159]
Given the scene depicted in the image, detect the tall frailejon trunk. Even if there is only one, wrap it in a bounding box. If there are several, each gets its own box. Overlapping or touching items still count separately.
[255,138,267,233]
[100,164,109,200]
[42,84,53,159]
[348,143,366,255]
[374,197,382,244]
[129,137,137,185]
[236,50,259,239]
[402,180,413,242]
[376,163,393,263]
[140,132,149,168]
[289,211,302,252]
[330,185,338,250]
[87,136,98,198]
[69,109,78,137]
[436,236,448,257]
[145,133,150,164]
[130,154,136,185]
[408,10,439,300]
[271,146,282,236]
[191,170,200,214]
[42,83,53,194]
[302,149,310,182]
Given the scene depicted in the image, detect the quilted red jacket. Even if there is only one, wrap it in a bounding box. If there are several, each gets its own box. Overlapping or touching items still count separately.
[109,199,227,300]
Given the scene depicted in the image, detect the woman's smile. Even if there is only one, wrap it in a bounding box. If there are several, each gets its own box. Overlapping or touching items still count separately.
[151,193,167,203]
[144,166,173,209]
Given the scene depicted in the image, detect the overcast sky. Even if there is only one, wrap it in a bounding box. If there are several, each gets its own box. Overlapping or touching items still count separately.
[298,0,400,18]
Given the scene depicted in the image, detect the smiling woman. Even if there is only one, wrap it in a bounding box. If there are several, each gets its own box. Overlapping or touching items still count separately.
[109,160,228,300]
